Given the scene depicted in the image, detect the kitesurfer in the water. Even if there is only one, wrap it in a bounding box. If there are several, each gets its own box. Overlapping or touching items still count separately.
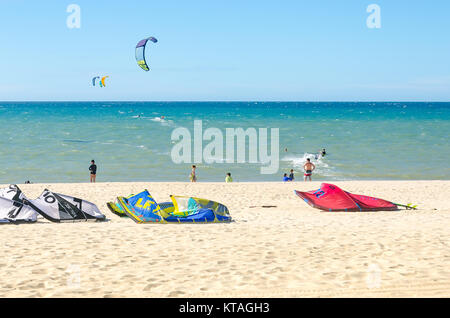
[316,148,326,159]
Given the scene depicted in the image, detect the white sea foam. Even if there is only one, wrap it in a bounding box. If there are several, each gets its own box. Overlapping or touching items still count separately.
[149,117,164,122]
[281,152,336,178]
[149,117,174,126]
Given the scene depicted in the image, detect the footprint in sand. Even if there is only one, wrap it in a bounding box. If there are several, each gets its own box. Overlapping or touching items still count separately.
[167,290,185,297]
[143,283,159,291]
[104,293,122,298]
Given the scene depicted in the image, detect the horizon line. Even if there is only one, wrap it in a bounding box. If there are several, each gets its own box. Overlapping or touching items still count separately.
[1,100,449,103]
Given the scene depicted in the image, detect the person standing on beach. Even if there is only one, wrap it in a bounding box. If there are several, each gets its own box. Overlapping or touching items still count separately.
[89,160,97,183]
[225,172,233,183]
[190,165,197,182]
[303,158,315,181]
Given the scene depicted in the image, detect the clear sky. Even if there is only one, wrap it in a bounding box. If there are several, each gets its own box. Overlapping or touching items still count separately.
[0,0,449,101]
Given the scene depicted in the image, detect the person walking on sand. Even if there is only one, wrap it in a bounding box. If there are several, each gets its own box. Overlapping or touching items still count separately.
[89,160,97,183]
[225,172,233,183]
[303,158,315,181]
[190,165,197,182]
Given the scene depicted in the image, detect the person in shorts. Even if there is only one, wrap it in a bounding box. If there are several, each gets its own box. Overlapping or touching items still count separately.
[303,158,315,181]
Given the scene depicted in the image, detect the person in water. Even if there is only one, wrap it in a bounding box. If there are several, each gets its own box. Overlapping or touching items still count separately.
[320,148,326,157]
[89,160,97,183]
[190,165,197,182]
[225,172,233,183]
[289,169,295,181]
[303,158,315,181]
[283,173,291,182]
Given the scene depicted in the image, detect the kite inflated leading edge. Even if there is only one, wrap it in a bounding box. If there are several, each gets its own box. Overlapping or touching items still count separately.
[135,37,158,71]
[295,183,400,212]
[0,185,106,223]
[111,190,232,223]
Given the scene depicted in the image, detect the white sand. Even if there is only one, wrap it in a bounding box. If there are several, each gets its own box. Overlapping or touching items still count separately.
[0,181,449,298]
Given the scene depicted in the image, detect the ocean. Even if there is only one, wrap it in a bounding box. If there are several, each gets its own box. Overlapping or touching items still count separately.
[0,102,448,183]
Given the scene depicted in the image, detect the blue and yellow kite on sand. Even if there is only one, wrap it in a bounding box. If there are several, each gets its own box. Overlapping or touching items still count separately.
[107,190,231,223]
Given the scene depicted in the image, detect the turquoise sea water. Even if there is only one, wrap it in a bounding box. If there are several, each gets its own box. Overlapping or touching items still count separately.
[0,102,448,183]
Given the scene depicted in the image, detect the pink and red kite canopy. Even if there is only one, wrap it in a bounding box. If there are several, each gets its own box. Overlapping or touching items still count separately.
[295,183,398,212]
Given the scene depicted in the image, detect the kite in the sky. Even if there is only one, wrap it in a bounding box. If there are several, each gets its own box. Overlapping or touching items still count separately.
[135,37,158,71]
[92,76,100,86]
[92,76,108,87]
[101,76,109,87]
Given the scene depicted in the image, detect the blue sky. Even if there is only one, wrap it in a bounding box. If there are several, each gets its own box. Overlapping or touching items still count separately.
[0,0,449,101]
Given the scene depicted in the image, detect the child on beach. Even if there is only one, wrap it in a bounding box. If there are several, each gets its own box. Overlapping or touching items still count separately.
[225,173,233,183]
[289,169,295,181]
[283,173,290,182]
[89,160,97,183]
[303,158,315,181]
[190,165,197,182]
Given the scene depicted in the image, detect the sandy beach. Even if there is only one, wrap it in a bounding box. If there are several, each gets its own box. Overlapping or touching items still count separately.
[1,180,449,298]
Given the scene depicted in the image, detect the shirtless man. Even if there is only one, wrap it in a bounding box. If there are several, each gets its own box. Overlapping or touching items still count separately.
[303,158,315,181]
